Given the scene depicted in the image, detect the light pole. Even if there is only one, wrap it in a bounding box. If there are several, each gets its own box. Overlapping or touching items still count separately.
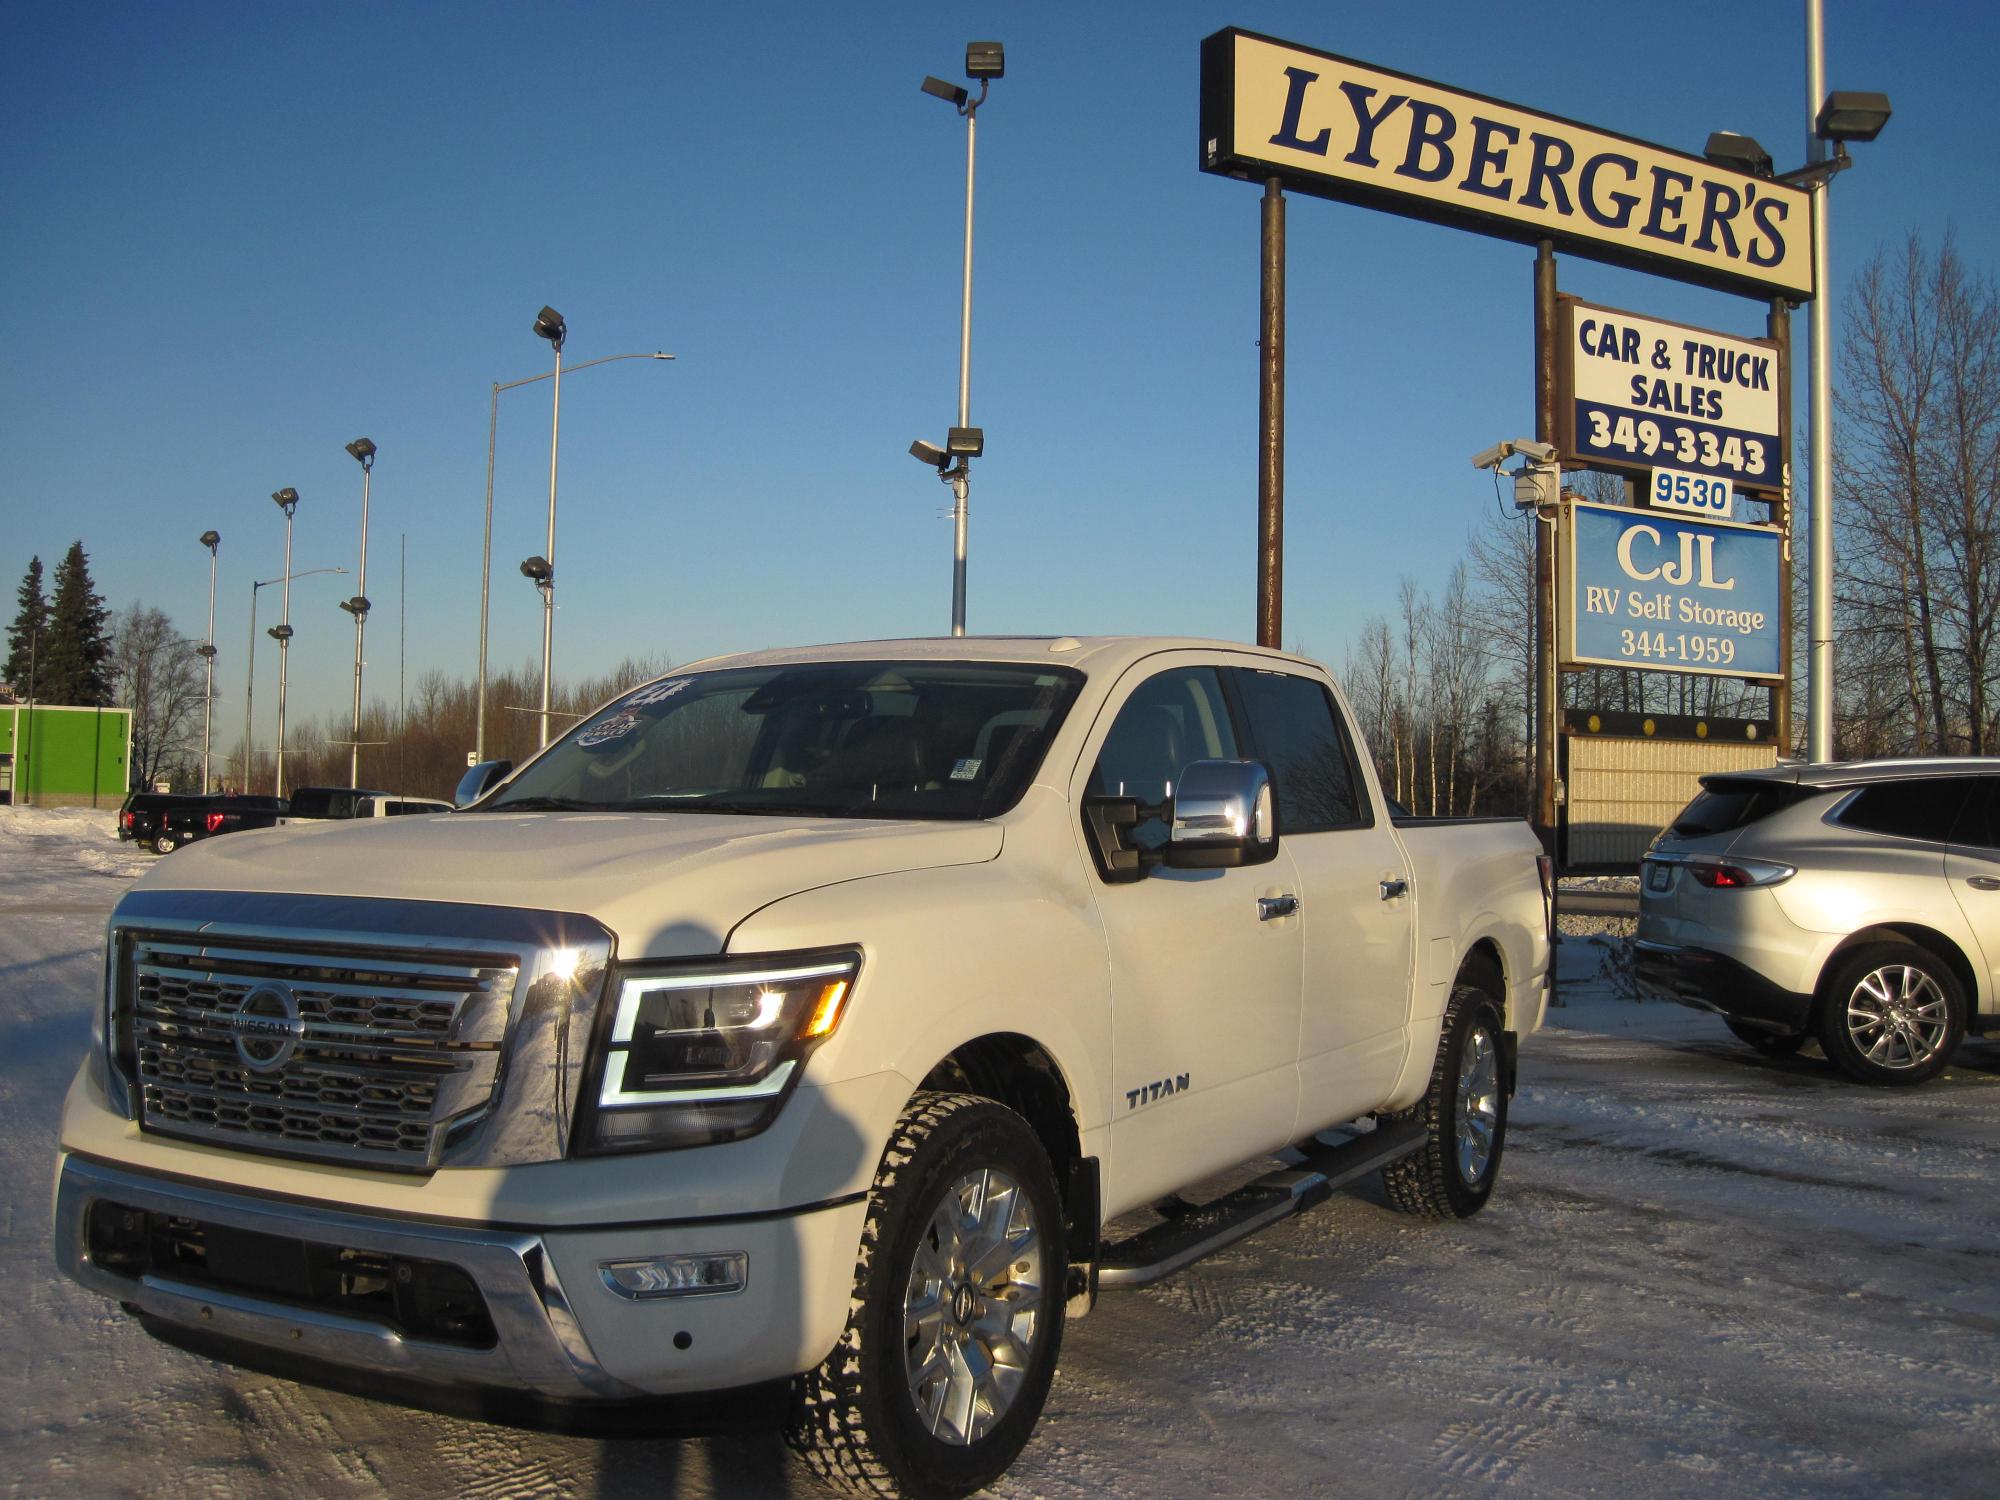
[243,565,347,794]
[476,350,672,762]
[197,531,220,792]
[1701,25,1889,763]
[342,438,377,787]
[269,488,299,797]
[913,41,1003,636]
[531,305,566,748]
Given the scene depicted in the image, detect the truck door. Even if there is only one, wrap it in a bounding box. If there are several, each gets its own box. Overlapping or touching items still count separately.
[1226,667,1414,1131]
[1079,661,1303,1216]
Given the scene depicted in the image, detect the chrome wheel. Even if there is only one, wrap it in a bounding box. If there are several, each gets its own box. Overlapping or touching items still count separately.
[903,1165,1047,1446]
[1846,964,1951,1071]
[1455,1024,1500,1185]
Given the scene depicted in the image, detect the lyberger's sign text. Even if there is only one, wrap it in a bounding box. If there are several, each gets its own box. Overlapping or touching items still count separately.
[1199,29,1813,300]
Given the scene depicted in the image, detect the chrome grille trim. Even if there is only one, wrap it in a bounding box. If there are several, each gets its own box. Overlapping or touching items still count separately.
[131,936,515,1170]
[106,891,620,1171]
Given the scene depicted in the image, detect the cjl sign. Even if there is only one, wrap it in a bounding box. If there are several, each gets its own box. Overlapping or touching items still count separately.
[1563,501,1782,680]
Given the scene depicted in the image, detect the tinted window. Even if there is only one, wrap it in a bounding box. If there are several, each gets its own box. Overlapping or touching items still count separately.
[1230,669,1366,833]
[1837,779,1969,843]
[1955,778,2000,850]
[1672,779,1801,835]
[1091,667,1237,851]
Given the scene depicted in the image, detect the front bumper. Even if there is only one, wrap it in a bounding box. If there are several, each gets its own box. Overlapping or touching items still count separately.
[54,1152,868,1400]
[1632,939,1815,1033]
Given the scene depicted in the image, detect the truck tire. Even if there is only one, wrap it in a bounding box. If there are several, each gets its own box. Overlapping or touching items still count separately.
[1381,983,1508,1219]
[152,830,181,854]
[788,1091,1066,1499]
[1724,1016,1807,1058]
[1817,941,1964,1086]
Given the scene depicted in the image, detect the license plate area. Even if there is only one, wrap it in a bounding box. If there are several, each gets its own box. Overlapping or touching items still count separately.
[1645,860,1674,893]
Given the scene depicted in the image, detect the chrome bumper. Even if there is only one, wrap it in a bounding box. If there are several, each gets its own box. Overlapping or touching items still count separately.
[53,1153,643,1401]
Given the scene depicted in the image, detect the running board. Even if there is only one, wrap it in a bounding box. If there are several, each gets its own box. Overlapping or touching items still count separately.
[1095,1121,1428,1290]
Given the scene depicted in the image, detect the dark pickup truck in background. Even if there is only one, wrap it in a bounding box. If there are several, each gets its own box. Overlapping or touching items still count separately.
[118,792,287,854]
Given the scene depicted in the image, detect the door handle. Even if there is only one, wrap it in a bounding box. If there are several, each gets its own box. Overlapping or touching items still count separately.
[1969,875,2000,891]
[1380,877,1409,901]
[1258,894,1299,921]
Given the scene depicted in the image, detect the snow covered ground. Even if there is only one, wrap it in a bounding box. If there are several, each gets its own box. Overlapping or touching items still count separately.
[3,806,1996,1499]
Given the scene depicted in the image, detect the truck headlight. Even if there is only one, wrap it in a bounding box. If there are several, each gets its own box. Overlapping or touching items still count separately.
[580,948,860,1154]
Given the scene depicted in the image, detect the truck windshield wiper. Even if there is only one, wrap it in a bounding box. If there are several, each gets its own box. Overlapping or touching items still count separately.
[481,796,600,812]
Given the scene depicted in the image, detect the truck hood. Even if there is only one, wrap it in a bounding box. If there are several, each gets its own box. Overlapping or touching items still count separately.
[136,811,1003,957]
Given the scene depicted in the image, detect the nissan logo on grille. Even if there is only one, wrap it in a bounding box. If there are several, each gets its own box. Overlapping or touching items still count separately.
[232,982,304,1072]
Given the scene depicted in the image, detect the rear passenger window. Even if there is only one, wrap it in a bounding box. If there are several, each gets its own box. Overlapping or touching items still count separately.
[1947,777,2000,850]
[1671,780,1799,835]
[1230,669,1367,834]
[1837,780,1969,843]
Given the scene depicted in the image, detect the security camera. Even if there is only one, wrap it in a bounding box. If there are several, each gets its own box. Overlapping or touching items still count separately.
[1470,438,1556,471]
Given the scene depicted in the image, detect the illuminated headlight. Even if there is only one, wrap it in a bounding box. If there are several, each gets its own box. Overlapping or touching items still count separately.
[600,1252,748,1299]
[581,949,860,1154]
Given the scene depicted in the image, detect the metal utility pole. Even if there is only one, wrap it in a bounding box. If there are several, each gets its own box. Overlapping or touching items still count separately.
[531,306,566,749]
[1532,242,1561,841]
[1804,0,1836,763]
[1258,179,1285,649]
[197,531,220,791]
[269,489,299,798]
[918,43,1002,637]
[343,439,377,786]
[475,351,672,763]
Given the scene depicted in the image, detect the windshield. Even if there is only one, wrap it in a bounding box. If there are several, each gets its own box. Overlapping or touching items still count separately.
[483,660,1084,821]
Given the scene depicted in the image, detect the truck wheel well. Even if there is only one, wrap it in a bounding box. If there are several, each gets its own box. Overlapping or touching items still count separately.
[1458,940,1506,1004]
[1814,924,1978,1026]
[918,1034,1081,1197]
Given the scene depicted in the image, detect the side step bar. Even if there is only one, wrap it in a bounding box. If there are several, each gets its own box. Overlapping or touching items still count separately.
[1096,1120,1428,1290]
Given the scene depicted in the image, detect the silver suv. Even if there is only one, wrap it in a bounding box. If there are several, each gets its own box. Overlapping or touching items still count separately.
[1636,759,1999,1085]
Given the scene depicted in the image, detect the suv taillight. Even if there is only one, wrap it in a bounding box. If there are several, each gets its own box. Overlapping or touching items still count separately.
[1685,854,1795,889]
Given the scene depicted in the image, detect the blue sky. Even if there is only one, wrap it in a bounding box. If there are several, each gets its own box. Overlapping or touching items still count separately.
[2,1,1990,740]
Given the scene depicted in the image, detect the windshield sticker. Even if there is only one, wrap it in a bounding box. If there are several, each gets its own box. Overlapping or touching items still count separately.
[576,711,643,749]
[950,757,982,781]
[624,677,693,708]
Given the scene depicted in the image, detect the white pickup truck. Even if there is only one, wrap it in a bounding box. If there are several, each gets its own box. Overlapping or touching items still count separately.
[55,636,1552,1497]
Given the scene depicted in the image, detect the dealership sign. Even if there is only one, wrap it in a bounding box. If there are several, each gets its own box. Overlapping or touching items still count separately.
[1563,501,1782,680]
[1558,298,1784,495]
[1199,28,1813,300]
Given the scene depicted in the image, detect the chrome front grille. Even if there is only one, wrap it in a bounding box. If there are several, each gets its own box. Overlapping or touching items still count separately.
[129,937,520,1170]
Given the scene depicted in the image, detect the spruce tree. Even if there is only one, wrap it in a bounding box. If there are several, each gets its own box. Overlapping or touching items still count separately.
[4,556,48,697]
[42,540,114,706]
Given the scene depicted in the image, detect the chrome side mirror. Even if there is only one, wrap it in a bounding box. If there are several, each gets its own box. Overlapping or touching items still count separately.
[1165,759,1278,869]
[454,759,513,808]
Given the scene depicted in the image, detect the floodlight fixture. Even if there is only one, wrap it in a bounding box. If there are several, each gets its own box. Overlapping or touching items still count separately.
[1703,131,1774,178]
[200,529,221,550]
[946,426,984,458]
[533,305,567,349]
[339,595,371,617]
[520,555,553,583]
[965,41,1004,80]
[195,643,217,659]
[268,623,294,641]
[271,487,298,515]
[345,436,377,467]
[910,438,948,468]
[921,75,969,108]
[1816,91,1892,143]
